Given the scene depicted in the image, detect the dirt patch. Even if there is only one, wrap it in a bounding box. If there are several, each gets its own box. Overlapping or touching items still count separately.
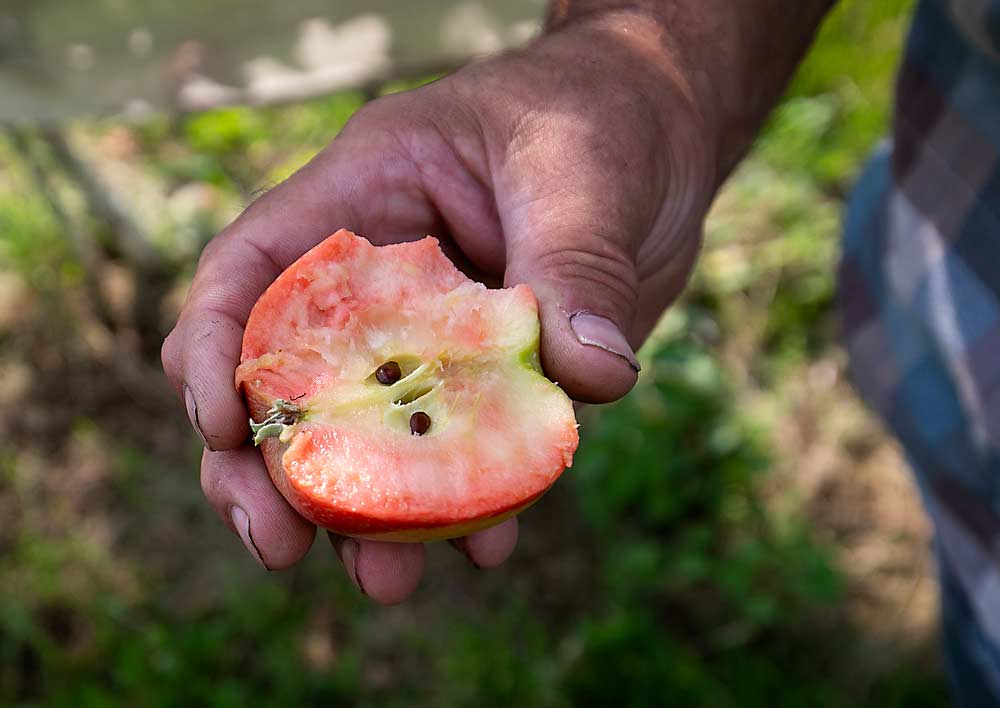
[764,355,938,661]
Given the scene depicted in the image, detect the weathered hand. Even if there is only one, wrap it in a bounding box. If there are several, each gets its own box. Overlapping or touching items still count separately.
[161,12,716,603]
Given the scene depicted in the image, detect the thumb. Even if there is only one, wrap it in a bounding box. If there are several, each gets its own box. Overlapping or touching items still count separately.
[503,210,642,404]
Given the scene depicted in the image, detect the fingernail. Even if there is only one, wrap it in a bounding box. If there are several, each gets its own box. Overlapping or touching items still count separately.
[336,538,366,594]
[569,312,641,372]
[447,538,481,570]
[230,506,269,570]
[184,384,211,449]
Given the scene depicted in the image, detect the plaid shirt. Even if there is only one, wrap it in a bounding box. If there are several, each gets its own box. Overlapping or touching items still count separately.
[840,1,1000,703]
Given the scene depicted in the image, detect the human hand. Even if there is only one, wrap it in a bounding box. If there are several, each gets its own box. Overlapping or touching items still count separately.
[161,10,717,603]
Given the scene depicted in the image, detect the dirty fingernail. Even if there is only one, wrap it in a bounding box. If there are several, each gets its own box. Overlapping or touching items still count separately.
[447,537,482,569]
[184,384,211,449]
[230,505,268,570]
[337,538,366,594]
[569,312,641,372]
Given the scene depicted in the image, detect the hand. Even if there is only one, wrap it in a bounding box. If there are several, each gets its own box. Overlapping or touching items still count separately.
[161,11,717,604]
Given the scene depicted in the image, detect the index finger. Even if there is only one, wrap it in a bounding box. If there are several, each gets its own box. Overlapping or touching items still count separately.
[161,150,364,449]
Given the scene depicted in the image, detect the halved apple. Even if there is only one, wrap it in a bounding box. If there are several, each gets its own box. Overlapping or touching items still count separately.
[236,229,578,541]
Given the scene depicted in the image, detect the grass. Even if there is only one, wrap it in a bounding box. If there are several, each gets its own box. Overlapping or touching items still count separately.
[0,1,952,706]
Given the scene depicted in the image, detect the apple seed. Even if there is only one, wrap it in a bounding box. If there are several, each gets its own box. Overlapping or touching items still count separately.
[409,411,431,436]
[375,361,402,385]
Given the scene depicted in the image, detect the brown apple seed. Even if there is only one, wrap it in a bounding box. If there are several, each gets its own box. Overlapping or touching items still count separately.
[375,361,402,385]
[409,411,431,436]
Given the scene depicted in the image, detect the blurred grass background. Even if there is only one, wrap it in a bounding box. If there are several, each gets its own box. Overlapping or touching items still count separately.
[0,1,949,706]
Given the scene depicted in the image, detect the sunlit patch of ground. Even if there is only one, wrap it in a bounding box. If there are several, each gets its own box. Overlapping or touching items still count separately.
[768,360,939,668]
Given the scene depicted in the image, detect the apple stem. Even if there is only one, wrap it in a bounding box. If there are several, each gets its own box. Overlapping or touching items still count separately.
[249,399,302,445]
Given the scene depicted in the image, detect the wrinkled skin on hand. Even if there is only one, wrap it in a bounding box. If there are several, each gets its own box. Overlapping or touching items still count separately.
[161,13,717,604]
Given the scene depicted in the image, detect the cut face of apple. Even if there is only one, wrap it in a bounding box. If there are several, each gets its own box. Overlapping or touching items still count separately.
[235,229,579,541]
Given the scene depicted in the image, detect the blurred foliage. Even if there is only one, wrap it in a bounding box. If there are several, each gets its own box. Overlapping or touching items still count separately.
[760,0,913,191]
[0,143,72,292]
[0,0,952,706]
[692,0,916,384]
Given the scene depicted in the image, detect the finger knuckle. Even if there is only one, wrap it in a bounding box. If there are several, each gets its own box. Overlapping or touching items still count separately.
[537,244,639,320]
[197,231,230,269]
[160,328,182,382]
[199,453,229,508]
